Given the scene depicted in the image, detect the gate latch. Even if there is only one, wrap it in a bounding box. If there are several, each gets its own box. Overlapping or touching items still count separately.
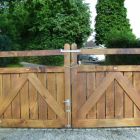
[60,49,81,53]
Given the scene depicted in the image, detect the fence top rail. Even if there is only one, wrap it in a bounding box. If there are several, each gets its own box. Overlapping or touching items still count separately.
[0,49,63,57]
[79,48,140,55]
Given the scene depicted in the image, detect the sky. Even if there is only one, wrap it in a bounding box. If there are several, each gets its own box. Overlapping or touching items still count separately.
[85,0,140,39]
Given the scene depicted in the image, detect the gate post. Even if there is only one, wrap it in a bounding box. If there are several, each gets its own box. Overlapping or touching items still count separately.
[64,44,71,128]
[71,43,78,127]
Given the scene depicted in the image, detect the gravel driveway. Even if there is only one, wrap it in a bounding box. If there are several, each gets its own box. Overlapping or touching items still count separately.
[0,128,140,140]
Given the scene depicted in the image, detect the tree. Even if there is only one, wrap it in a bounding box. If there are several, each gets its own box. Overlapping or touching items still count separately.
[95,0,135,45]
[1,0,92,65]
[18,0,92,49]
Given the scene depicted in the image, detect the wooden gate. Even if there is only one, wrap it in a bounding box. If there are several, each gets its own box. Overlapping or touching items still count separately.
[1,44,140,128]
[71,45,140,128]
[0,44,71,128]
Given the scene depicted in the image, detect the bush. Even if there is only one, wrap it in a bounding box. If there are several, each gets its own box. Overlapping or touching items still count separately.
[105,30,140,65]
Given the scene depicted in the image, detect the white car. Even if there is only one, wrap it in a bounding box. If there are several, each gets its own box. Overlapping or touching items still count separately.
[92,55,105,62]
[78,54,105,62]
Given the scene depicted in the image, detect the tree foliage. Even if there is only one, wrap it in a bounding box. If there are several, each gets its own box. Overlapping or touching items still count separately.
[0,0,92,65]
[95,0,135,45]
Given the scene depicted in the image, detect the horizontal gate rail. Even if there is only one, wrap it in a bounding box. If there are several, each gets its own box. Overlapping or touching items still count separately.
[78,65,140,72]
[0,50,63,57]
[79,48,140,55]
[0,67,64,73]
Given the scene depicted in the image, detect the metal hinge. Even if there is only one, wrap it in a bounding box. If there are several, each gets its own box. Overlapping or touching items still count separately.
[60,49,81,53]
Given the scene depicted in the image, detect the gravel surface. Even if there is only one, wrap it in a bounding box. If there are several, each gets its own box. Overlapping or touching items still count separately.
[0,128,140,140]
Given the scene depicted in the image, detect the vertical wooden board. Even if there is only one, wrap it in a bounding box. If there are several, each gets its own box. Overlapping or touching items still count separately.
[106,72,114,119]
[38,73,47,120]
[11,74,20,119]
[77,73,87,116]
[3,74,12,119]
[87,73,96,119]
[124,72,133,118]
[56,73,65,115]
[115,73,124,119]
[47,73,57,120]
[20,74,29,119]
[96,72,105,119]
[133,72,140,118]
[29,73,38,120]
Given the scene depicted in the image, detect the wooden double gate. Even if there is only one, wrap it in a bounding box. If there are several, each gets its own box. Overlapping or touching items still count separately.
[1,44,140,128]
